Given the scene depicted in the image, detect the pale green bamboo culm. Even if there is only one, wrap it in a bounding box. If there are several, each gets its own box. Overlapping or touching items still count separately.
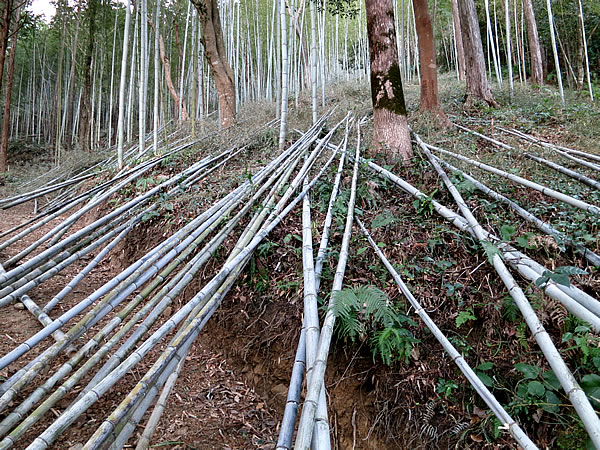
[357,218,537,449]
[294,123,361,449]
[416,133,600,448]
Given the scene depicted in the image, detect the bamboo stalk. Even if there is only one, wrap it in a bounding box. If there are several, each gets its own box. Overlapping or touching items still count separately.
[454,123,512,150]
[0,142,296,447]
[294,124,360,449]
[498,126,600,168]
[435,157,600,266]
[416,134,600,447]
[357,218,537,448]
[27,137,342,450]
[18,295,76,354]
[277,126,349,448]
[523,152,600,190]
[134,357,184,449]
[424,142,600,215]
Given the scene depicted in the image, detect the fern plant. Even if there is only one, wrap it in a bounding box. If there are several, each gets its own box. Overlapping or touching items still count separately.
[332,286,419,365]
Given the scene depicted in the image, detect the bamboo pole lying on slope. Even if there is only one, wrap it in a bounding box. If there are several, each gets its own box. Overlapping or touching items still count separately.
[454,122,600,188]
[523,152,600,190]
[435,157,600,267]
[417,134,600,448]
[25,135,342,450]
[498,126,600,167]
[356,218,537,449]
[424,142,600,215]
[277,124,350,450]
[294,124,360,449]
[317,139,600,331]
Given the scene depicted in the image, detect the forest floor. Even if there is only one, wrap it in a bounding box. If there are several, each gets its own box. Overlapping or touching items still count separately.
[1,74,600,449]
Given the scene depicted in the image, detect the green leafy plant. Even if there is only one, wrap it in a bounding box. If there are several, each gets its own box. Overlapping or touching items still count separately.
[456,307,477,328]
[412,190,437,217]
[500,224,517,242]
[535,266,588,288]
[332,286,396,340]
[481,240,502,264]
[371,209,398,229]
[436,378,459,400]
[332,286,419,365]
[513,364,562,415]
[475,361,494,387]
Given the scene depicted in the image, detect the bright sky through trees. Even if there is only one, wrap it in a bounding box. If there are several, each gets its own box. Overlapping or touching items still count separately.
[27,0,56,21]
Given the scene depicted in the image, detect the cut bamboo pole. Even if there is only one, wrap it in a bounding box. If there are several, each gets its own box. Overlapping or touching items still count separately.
[18,295,75,354]
[357,218,537,449]
[294,124,360,449]
[498,126,600,169]
[277,127,349,450]
[523,153,600,190]
[0,140,303,447]
[27,137,342,450]
[454,123,512,150]
[134,356,184,449]
[416,134,600,447]
[424,143,600,215]
[276,326,306,448]
[435,157,600,267]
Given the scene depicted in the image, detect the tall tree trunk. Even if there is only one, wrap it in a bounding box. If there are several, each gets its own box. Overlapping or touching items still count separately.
[79,0,98,153]
[190,0,236,128]
[457,0,498,106]
[0,2,20,172]
[365,0,412,162]
[0,0,13,103]
[450,0,465,80]
[413,0,446,121]
[522,0,543,86]
[149,22,189,122]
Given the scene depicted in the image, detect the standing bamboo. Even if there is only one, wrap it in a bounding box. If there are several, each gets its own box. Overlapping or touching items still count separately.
[117,1,132,169]
[309,0,317,124]
[505,0,514,98]
[546,0,564,105]
[153,0,161,153]
[577,0,593,101]
[279,0,289,150]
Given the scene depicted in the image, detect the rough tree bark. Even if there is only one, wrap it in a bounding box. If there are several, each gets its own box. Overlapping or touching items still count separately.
[148,20,189,122]
[523,0,543,86]
[450,0,465,80]
[413,0,447,122]
[0,2,20,172]
[0,0,14,106]
[190,0,236,128]
[365,0,412,162]
[457,0,498,106]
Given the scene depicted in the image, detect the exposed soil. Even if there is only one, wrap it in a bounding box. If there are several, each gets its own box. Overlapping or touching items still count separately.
[1,89,599,450]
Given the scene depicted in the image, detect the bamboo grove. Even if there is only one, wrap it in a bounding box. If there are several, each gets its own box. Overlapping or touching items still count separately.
[0,0,599,448]
[0,0,597,171]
